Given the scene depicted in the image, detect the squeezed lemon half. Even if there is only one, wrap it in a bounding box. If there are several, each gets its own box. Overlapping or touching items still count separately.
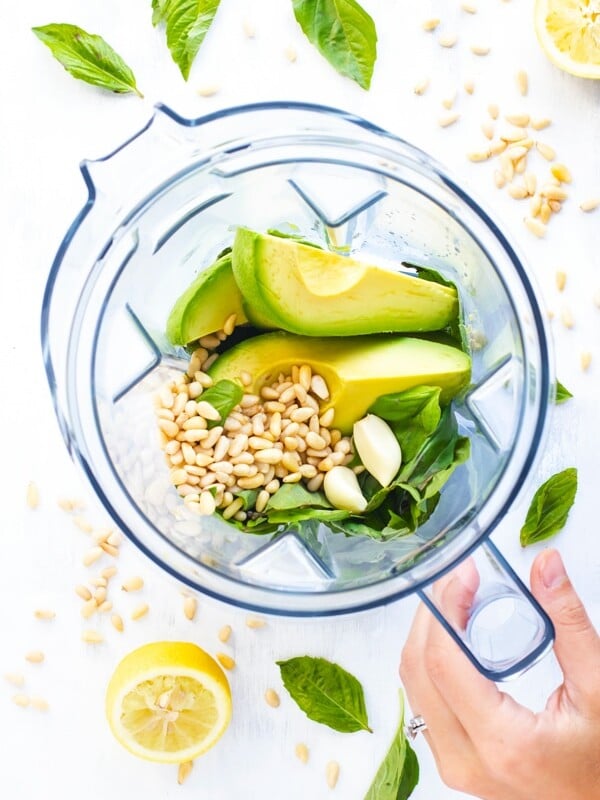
[535,0,600,78]
[105,642,232,763]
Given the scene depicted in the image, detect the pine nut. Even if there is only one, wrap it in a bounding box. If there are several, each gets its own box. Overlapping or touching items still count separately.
[509,184,528,200]
[464,79,475,94]
[26,481,40,509]
[501,127,528,143]
[12,693,30,708]
[461,2,477,12]
[210,460,234,474]
[561,308,574,329]
[94,587,107,604]
[265,688,280,707]
[83,547,103,567]
[494,170,506,189]
[182,417,207,431]
[100,567,118,580]
[540,202,552,223]
[467,149,491,162]
[183,596,197,620]
[516,69,528,96]
[81,599,97,618]
[580,197,600,212]
[265,479,280,494]
[422,17,440,31]
[122,576,144,592]
[178,761,194,785]
[255,489,270,513]
[222,497,244,520]
[299,365,312,391]
[4,672,25,687]
[489,139,507,156]
[481,121,494,140]
[531,117,551,130]
[542,185,568,201]
[439,112,460,128]
[98,600,113,613]
[216,653,236,671]
[229,434,248,457]
[548,200,562,213]
[82,629,103,644]
[307,474,324,491]
[414,78,430,95]
[295,743,309,764]
[524,217,546,238]
[202,354,218,370]
[439,34,458,48]
[505,112,530,127]
[306,432,327,450]
[550,163,571,183]
[34,609,55,621]
[536,141,556,161]
[31,696,49,712]
[326,761,340,789]
[524,173,537,195]
[74,517,93,533]
[237,474,265,489]
[555,271,567,292]
[310,375,330,399]
[158,419,179,438]
[488,104,499,120]
[218,625,232,643]
[470,44,490,55]
[182,429,209,443]
[197,401,221,421]
[203,426,224,449]
[131,603,149,621]
[260,386,280,400]
[165,440,180,455]
[530,194,542,217]
[282,472,303,484]
[581,351,592,371]
[254,448,283,464]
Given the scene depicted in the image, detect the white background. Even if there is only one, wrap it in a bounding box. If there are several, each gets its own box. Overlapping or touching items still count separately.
[1,1,600,798]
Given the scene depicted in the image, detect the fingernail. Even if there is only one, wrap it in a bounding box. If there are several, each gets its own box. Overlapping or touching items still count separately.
[540,549,567,590]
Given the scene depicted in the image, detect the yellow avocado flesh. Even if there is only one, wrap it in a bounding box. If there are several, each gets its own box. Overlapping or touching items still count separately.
[208,332,471,433]
[166,254,248,346]
[232,229,459,336]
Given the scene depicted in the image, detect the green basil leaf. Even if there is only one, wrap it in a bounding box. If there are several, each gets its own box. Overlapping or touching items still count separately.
[152,0,169,26]
[277,656,372,733]
[198,379,243,428]
[555,380,573,404]
[266,483,332,512]
[162,0,221,80]
[32,24,142,96]
[291,0,377,90]
[520,467,578,547]
[364,690,419,800]
[368,386,442,462]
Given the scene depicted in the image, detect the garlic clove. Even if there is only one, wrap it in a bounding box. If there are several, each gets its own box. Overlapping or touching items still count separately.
[323,466,367,513]
[353,414,402,487]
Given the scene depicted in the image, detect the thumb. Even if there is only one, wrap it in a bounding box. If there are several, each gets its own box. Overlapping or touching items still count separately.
[530,548,600,693]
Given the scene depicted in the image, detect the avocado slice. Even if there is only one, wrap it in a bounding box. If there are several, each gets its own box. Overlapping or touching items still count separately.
[166,253,248,346]
[232,228,459,336]
[208,331,471,433]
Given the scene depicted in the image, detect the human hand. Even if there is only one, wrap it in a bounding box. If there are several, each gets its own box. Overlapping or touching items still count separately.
[399,549,600,800]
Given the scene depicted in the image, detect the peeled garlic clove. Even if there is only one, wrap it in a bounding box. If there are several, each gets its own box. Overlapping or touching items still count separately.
[323,466,367,513]
[353,414,402,487]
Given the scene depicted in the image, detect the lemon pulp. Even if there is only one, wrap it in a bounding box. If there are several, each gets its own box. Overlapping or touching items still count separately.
[535,0,600,78]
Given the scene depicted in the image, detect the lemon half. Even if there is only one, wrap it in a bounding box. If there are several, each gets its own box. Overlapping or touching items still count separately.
[535,0,600,78]
[105,642,232,763]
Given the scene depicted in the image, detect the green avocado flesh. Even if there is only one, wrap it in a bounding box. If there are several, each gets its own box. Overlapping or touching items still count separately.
[231,228,458,336]
[166,254,248,346]
[208,332,471,433]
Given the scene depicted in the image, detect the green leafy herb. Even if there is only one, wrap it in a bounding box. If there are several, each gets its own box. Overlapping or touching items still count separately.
[32,24,142,97]
[155,0,221,80]
[291,0,377,90]
[520,467,578,547]
[555,381,573,404]
[364,690,419,800]
[277,656,372,733]
[198,380,243,428]
[369,386,442,462]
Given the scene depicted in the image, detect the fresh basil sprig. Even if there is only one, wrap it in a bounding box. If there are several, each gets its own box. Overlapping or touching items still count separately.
[154,0,222,80]
[520,467,578,547]
[32,24,142,97]
[555,380,573,404]
[364,690,419,800]
[292,0,377,89]
[277,656,372,733]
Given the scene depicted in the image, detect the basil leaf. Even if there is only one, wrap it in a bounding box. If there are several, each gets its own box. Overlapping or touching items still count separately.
[152,0,169,26]
[199,380,243,428]
[364,690,419,800]
[520,468,578,547]
[32,24,142,97]
[292,0,377,90]
[369,386,442,462]
[277,656,372,733]
[161,0,221,80]
[266,483,332,512]
[555,380,573,404]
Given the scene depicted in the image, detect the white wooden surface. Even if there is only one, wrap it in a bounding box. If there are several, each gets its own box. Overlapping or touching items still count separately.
[1,1,599,798]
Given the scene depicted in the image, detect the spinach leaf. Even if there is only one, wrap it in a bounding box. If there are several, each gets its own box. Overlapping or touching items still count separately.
[520,468,578,547]
[32,24,142,96]
[292,0,377,90]
[364,690,419,800]
[277,656,372,733]
[157,0,221,80]
[555,381,573,404]
[369,386,442,461]
[199,380,243,427]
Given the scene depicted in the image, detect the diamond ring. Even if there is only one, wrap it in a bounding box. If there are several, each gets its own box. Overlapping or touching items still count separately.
[405,715,428,740]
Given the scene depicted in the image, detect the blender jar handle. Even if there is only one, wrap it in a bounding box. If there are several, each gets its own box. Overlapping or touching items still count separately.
[417,540,555,681]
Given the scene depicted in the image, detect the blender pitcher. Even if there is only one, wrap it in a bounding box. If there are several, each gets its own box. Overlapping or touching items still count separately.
[41,102,554,681]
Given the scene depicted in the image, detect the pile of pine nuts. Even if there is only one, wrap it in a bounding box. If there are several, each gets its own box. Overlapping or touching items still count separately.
[156,340,355,524]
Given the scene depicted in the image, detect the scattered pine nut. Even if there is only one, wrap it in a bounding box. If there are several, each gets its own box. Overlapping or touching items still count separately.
[413,78,429,95]
[542,185,568,201]
[178,761,194,785]
[12,693,30,708]
[242,19,255,38]
[284,46,298,63]
[530,194,543,217]
[82,629,103,644]
[494,170,506,189]
[81,599,97,619]
[536,142,556,161]
[111,614,124,632]
[580,197,600,212]
[524,173,537,195]
[464,79,475,95]
[439,34,458,48]
[246,617,266,629]
[560,308,575,329]
[4,672,25,688]
[34,609,56,621]
[470,44,490,55]
[25,650,44,664]
[551,164,572,183]
[26,482,40,510]
[524,217,546,238]
[489,139,507,156]
[422,18,440,31]
[488,104,499,120]
[197,84,220,97]
[216,653,236,671]
[131,603,149,621]
[93,587,107,604]
[594,290,600,308]
[98,600,113,613]
[100,542,119,557]
[30,696,49,712]
[531,117,551,131]
[121,576,144,592]
[548,200,562,213]
[581,352,592,371]
[505,112,530,127]
[467,149,491,162]
[82,547,103,567]
[439,112,460,128]
[516,70,528,96]
[481,121,494,140]
[73,516,93,533]
[295,743,309,764]
[509,184,528,200]
[326,761,340,790]
[183,596,197,621]
[100,566,118,580]
[555,271,567,291]
[461,2,477,12]
[218,625,232,643]
[264,688,280,708]
[57,498,75,512]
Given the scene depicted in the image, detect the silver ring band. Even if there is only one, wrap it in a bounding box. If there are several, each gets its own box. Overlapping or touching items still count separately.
[405,714,428,740]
